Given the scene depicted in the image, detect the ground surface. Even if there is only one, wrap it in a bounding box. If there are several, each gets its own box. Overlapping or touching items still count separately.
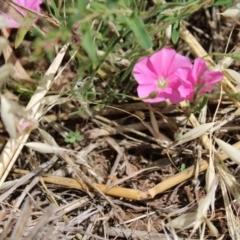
[0,1,240,240]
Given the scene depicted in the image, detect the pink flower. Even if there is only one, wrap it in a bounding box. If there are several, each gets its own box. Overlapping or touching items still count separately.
[176,58,223,100]
[1,0,42,28]
[133,47,193,104]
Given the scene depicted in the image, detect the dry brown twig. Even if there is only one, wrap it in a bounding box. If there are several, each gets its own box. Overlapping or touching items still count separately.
[11,140,240,200]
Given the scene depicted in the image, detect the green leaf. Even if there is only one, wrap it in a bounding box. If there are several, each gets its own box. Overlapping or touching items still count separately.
[233,93,240,100]
[213,0,232,7]
[46,0,60,19]
[171,20,180,44]
[15,12,36,48]
[64,131,84,143]
[127,12,152,50]
[81,27,98,62]
[230,52,240,61]
[77,0,89,14]
[180,163,186,171]
[106,0,119,8]
[193,96,209,113]
[75,132,84,141]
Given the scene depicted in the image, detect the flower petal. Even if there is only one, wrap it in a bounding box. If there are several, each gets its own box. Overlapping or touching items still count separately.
[192,58,207,83]
[149,47,177,77]
[178,84,194,100]
[203,71,223,86]
[137,84,165,103]
[133,57,158,84]
[175,67,194,86]
[169,52,193,76]
[159,88,183,104]
[149,47,192,77]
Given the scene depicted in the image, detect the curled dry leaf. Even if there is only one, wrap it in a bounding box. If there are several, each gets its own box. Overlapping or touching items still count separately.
[1,94,37,138]
[173,122,216,147]
[223,69,240,85]
[0,63,14,87]
[215,138,240,164]
[167,212,197,230]
[1,94,17,138]
[0,37,8,55]
[85,128,110,139]
[220,3,240,18]
[205,218,219,237]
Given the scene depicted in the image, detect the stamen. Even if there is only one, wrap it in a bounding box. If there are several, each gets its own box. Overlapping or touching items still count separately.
[156,77,168,89]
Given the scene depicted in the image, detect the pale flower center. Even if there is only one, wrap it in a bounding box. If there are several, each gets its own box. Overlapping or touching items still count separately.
[156,77,168,89]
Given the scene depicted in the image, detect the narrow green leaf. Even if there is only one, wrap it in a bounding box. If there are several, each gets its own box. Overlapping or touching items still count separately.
[171,21,180,44]
[77,0,89,14]
[193,96,209,113]
[49,0,60,19]
[230,52,240,61]
[213,0,232,7]
[15,12,36,48]
[81,27,98,62]
[127,12,152,50]
[106,0,119,8]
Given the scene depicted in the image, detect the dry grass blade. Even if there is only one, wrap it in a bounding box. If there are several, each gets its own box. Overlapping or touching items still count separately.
[25,205,55,240]
[206,153,216,213]
[26,43,70,111]
[220,177,240,239]
[10,199,33,239]
[191,178,218,237]
[0,63,14,86]
[13,156,58,210]
[0,179,18,193]
[215,138,240,164]
[106,226,168,240]
[2,41,33,82]
[25,141,70,154]
[173,122,216,147]
[0,43,69,187]
[50,196,89,221]
[38,128,58,147]
[205,218,219,237]
[104,166,159,193]
[67,208,100,227]
[0,157,58,202]
[0,37,8,54]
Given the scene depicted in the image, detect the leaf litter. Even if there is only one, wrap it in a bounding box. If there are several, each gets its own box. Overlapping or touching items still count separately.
[1,1,240,240]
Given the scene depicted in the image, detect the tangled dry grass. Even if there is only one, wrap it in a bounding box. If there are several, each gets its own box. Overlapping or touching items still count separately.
[1,1,240,240]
